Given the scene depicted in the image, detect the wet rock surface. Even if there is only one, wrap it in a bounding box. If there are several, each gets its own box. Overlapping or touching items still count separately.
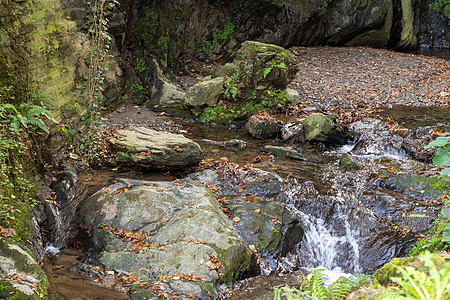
[261,145,307,161]
[303,113,346,144]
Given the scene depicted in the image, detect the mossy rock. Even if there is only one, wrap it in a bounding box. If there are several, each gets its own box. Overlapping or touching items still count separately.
[373,253,446,286]
[78,178,258,298]
[233,41,298,89]
[224,197,303,271]
[303,113,346,144]
[261,145,306,161]
[0,241,49,299]
[339,153,361,170]
[211,63,238,79]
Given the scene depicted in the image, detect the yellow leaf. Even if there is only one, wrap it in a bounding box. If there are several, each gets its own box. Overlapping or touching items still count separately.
[233,217,240,223]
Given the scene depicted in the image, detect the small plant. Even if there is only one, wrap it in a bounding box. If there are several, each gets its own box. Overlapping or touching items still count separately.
[425,136,450,176]
[430,0,450,20]
[272,269,369,300]
[135,57,148,73]
[131,82,144,94]
[202,22,235,53]
[222,71,241,99]
[156,36,169,52]
[263,61,286,79]
[378,251,450,300]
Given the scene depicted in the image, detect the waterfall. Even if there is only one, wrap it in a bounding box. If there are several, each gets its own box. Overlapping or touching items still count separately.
[292,209,361,273]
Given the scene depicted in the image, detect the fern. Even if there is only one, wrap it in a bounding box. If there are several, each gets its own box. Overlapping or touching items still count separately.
[273,269,364,300]
[0,101,57,134]
[378,251,450,300]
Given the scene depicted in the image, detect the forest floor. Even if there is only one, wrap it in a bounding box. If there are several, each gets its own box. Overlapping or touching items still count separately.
[104,46,450,130]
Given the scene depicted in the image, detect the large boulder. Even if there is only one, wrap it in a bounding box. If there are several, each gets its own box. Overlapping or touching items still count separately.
[77,178,258,299]
[108,127,202,169]
[183,77,225,113]
[303,113,346,144]
[233,41,298,89]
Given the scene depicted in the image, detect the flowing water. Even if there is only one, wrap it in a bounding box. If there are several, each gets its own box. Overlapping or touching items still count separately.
[42,104,447,299]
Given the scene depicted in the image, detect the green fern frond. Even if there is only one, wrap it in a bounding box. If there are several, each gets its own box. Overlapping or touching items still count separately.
[25,118,49,133]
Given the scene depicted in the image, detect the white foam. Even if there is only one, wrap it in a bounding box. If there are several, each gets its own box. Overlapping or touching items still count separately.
[44,245,60,256]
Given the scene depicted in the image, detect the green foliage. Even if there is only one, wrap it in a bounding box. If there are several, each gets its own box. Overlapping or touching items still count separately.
[156,36,169,52]
[135,57,149,73]
[430,0,450,20]
[272,270,371,300]
[202,22,235,53]
[0,1,58,225]
[410,195,450,255]
[200,101,260,122]
[425,136,450,176]
[0,95,57,134]
[61,0,117,166]
[131,82,144,94]
[222,71,241,99]
[263,61,286,79]
[378,251,450,300]
[441,204,450,243]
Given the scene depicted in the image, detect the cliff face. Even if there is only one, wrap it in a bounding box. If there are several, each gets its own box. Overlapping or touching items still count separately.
[127,0,420,66]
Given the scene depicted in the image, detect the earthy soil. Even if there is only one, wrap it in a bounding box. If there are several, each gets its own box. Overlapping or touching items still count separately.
[289,46,449,124]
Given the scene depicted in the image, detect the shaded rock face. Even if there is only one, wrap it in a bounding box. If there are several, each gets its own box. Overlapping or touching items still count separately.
[223,197,304,272]
[130,0,414,65]
[77,178,258,299]
[108,127,202,169]
[417,0,450,49]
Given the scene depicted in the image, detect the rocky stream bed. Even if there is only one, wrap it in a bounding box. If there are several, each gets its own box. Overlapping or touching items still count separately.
[1,46,449,300]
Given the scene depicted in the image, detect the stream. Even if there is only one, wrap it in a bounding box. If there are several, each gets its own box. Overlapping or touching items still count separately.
[40,102,449,299]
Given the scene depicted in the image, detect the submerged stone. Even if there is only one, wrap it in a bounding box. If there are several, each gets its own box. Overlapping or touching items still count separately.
[339,153,361,170]
[261,145,307,161]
